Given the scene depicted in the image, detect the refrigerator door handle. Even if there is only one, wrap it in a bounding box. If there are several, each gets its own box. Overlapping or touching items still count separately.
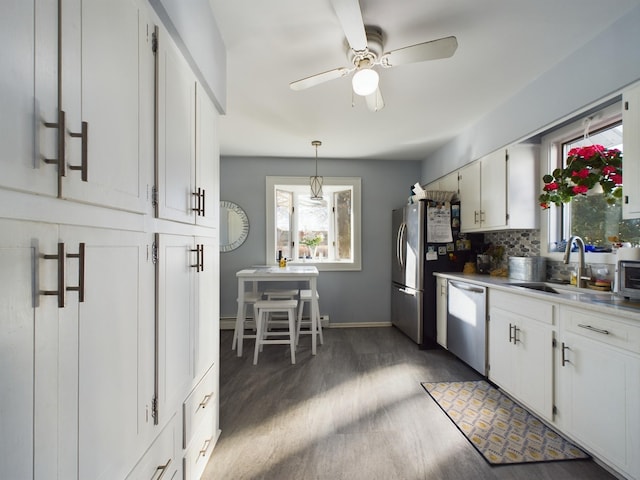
[397,222,407,268]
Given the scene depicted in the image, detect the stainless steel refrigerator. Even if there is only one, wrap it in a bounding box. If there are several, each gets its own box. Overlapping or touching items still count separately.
[391,200,477,348]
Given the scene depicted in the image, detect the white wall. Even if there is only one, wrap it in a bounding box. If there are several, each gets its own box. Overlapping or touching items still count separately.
[219,157,421,325]
[422,4,640,183]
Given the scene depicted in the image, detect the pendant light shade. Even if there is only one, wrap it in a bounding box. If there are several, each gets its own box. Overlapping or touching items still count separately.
[310,140,323,200]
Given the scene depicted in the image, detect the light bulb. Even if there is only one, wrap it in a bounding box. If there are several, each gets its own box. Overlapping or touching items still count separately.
[352,68,379,96]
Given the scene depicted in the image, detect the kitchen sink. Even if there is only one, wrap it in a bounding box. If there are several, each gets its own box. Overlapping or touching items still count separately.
[510,283,561,294]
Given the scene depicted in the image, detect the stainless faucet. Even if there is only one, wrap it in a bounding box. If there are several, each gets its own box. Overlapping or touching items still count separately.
[563,235,588,288]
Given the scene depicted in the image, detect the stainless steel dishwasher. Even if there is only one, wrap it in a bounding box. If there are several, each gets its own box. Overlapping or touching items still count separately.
[446,281,487,375]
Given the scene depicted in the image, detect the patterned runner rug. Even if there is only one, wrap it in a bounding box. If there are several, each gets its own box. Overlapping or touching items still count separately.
[422,380,590,465]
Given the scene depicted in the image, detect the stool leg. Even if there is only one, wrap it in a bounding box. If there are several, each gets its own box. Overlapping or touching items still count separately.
[232,301,247,351]
[288,308,296,364]
[296,299,304,346]
[253,308,263,365]
[315,298,324,345]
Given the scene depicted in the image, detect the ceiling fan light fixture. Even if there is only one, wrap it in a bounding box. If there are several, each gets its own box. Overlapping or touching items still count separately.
[310,140,323,200]
[352,68,379,96]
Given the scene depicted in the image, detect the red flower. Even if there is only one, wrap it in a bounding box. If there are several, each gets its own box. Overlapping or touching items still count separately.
[610,174,622,185]
[602,165,617,176]
[571,168,590,179]
[572,185,589,194]
[540,202,549,209]
[544,182,559,191]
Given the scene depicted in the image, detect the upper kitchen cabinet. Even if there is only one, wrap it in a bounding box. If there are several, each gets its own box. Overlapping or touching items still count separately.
[459,144,539,232]
[0,0,59,198]
[60,0,153,214]
[156,28,220,227]
[425,171,459,197]
[623,83,640,219]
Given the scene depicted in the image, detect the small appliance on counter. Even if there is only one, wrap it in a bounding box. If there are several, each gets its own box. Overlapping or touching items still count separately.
[614,247,640,294]
[617,260,640,300]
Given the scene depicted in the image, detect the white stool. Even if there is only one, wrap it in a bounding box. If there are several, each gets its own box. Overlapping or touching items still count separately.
[232,290,263,355]
[296,289,323,346]
[263,289,299,329]
[253,299,298,365]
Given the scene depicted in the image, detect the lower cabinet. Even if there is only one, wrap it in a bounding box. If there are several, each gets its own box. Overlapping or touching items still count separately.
[556,306,640,480]
[488,290,554,420]
[126,415,180,480]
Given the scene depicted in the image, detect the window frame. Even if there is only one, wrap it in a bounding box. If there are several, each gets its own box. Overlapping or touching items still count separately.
[540,102,622,264]
[266,176,362,271]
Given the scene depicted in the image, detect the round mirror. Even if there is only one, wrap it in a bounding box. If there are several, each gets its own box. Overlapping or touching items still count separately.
[220,201,249,252]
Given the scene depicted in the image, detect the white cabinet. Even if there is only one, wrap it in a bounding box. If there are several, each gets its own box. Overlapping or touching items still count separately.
[623,83,640,219]
[488,290,554,420]
[0,220,59,479]
[157,28,219,227]
[156,233,218,426]
[436,277,448,348]
[459,144,538,232]
[57,226,155,480]
[60,0,152,213]
[425,171,459,196]
[0,0,61,198]
[557,306,640,480]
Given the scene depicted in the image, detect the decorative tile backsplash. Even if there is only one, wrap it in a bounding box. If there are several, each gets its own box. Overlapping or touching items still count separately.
[483,229,615,283]
[483,230,541,269]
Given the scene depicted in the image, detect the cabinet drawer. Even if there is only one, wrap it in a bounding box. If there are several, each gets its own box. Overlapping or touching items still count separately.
[182,408,216,480]
[126,416,178,480]
[563,307,640,354]
[490,289,555,325]
[183,365,216,449]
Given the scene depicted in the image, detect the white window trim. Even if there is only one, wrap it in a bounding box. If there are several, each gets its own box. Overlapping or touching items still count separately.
[539,102,622,265]
[266,176,362,271]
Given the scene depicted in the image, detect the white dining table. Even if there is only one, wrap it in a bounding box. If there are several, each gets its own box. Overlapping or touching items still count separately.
[235,265,320,357]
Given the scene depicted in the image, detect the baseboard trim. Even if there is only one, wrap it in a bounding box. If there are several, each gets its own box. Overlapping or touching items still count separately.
[220,317,392,330]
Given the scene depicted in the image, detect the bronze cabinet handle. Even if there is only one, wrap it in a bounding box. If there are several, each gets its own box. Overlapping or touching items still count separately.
[66,243,85,302]
[153,458,172,480]
[68,121,88,181]
[42,242,66,308]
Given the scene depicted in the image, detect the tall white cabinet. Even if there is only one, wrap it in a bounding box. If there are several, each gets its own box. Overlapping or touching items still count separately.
[0,1,221,479]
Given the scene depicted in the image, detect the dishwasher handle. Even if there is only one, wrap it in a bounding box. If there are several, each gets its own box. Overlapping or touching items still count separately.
[449,281,485,294]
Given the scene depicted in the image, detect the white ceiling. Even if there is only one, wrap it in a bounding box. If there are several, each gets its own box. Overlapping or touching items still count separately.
[208,0,639,161]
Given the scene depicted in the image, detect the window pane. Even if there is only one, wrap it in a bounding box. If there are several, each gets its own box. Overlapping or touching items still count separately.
[298,195,328,260]
[334,189,352,260]
[276,189,292,259]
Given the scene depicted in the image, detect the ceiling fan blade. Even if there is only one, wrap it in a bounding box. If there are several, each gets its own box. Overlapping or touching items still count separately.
[289,67,352,91]
[381,36,458,68]
[365,88,384,112]
[330,0,367,51]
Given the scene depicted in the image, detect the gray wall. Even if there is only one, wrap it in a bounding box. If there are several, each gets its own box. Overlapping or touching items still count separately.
[422,5,640,183]
[220,157,421,324]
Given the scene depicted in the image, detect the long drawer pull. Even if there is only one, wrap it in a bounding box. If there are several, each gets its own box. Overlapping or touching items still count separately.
[42,242,66,308]
[153,458,172,480]
[561,342,570,367]
[198,393,213,409]
[508,323,515,343]
[68,121,88,181]
[577,323,610,335]
[198,438,212,458]
[65,243,85,302]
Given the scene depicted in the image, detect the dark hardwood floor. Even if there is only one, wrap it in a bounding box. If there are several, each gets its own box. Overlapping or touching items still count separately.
[202,327,614,480]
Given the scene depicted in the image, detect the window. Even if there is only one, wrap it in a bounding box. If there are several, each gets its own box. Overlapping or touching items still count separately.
[266,176,362,271]
[543,103,640,252]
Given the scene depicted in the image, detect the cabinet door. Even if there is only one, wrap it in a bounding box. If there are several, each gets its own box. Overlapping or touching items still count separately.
[58,227,154,480]
[0,0,59,197]
[157,30,197,224]
[439,171,459,194]
[156,233,195,425]
[195,235,219,379]
[0,220,59,479]
[61,0,150,213]
[623,84,640,218]
[515,318,553,419]
[559,331,639,477]
[480,149,507,229]
[195,85,220,228]
[436,277,448,348]
[487,307,515,391]
[458,161,481,232]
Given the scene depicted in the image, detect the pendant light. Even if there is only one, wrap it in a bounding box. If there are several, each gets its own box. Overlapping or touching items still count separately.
[310,140,323,200]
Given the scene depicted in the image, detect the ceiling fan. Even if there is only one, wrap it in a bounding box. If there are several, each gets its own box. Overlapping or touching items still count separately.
[289,0,458,112]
